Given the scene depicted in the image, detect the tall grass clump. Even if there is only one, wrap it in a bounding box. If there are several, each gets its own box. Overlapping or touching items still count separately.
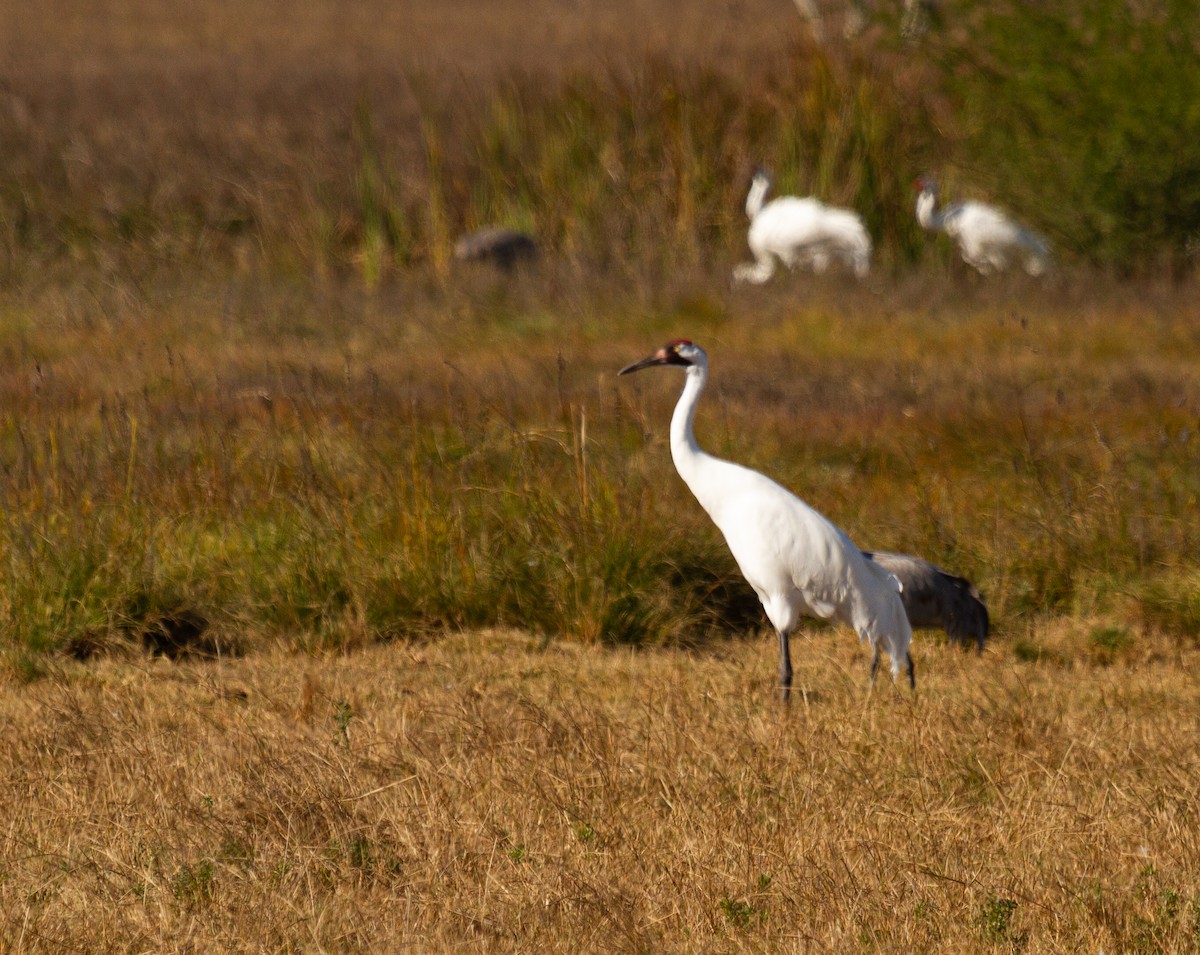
[461,52,929,278]
[350,100,415,286]
[463,64,742,276]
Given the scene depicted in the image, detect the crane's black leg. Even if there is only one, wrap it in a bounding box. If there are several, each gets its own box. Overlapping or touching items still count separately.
[777,629,793,704]
[906,652,916,690]
[869,646,880,682]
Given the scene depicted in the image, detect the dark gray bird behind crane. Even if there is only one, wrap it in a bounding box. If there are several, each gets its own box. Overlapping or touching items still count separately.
[453,227,538,271]
[862,550,989,652]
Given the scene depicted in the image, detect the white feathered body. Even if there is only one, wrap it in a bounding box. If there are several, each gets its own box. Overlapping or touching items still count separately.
[916,187,1049,276]
[669,370,912,676]
[735,174,872,283]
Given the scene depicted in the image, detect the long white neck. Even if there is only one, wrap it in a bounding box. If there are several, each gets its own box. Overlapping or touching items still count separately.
[915,189,942,230]
[669,363,714,497]
[745,176,770,219]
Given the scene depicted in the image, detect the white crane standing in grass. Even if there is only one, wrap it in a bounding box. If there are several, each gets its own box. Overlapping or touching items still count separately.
[619,340,913,700]
[862,550,989,652]
[914,177,1050,276]
[733,168,872,284]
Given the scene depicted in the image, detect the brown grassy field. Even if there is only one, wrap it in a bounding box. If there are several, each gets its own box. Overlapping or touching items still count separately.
[3,629,1199,952]
[3,0,1200,950]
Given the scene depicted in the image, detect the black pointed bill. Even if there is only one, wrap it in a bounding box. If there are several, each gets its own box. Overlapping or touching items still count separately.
[618,354,666,375]
[618,344,692,376]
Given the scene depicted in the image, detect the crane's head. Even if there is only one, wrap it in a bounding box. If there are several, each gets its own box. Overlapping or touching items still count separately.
[618,339,704,376]
[913,175,938,194]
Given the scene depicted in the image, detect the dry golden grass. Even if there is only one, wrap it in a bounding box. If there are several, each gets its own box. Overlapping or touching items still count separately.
[2,628,1199,952]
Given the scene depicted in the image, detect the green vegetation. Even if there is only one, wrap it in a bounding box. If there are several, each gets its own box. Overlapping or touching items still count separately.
[0,275,1198,661]
[979,895,1027,947]
[1,2,1199,663]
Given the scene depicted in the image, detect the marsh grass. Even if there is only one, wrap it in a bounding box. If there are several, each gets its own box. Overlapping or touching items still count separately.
[0,270,1198,662]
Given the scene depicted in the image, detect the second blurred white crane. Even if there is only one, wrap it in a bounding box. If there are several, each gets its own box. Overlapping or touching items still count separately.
[734,168,872,283]
[914,177,1050,276]
[619,340,913,701]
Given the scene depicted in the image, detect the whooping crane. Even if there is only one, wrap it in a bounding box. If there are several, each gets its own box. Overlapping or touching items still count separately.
[862,550,989,652]
[453,227,538,270]
[733,168,872,284]
[914,177,1050,276]
[619,340,914,700]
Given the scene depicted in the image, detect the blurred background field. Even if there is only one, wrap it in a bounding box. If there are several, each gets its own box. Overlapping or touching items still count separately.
[2,1,1200,950]
[1,0,1198,661]
[4,0,1199,285]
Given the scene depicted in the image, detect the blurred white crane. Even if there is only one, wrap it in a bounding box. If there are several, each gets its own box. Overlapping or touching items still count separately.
[733,168,872,284]
[914,177,1050,276]
[619,340,913,700]
[862,550,988,652]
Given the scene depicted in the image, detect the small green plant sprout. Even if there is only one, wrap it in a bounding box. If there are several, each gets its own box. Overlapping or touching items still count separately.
[348,835,373,872]
[979,895,1023,945]
[719,895,762,929]
[172,859,216,908]
[575,821,596,845]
